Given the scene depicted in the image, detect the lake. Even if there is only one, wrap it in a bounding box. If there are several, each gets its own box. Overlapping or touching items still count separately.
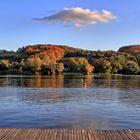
[0,74,140,129]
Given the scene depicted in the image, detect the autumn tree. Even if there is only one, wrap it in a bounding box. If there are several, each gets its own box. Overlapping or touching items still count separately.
[85,64,94,75]
[56,63,64,74]
[25,57,42,74]
[64,58,79,72]
[25,45,65,75]
[76,57,88,71]
[0,59,9,70]
[64,57,94,73]
[93,58,112,74]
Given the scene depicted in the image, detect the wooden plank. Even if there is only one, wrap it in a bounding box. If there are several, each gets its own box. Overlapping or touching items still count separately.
[61,129,65,140]
[69,129,72,140]
[0,129,140,140]
[91,130,99,140]
[10,129,22,140]
[47,129,53,140]
[59,129,63,140]
[15,129,32,140]
[117,130,131,140]
[52,129,58,140]
[96,130,106,140]
[81,129,86,140]
[34,129,44,140]
[113,130,125,140]
[131,130,140,140]
[50,129,54,140]
[107,130,119,140]
[86,129,93,140]
[118,130,130,140]
[42,129,47,140]
[0,129,11,140]
[123,130,138,140]
[63,129,69,140]
[0,129,18,140]
[73,129,77,140]
[56,129,61,140]
[76,130,81,140]
[26,128,36,139]
[79,129,83,140]
[53,129,58,140]
[85,129,90,140]
[68,129,73,140]
[10,129,23,140]
[65,129,69,140]
[101,130,113,140]
[30,129,40,140]
[101,130,109,140]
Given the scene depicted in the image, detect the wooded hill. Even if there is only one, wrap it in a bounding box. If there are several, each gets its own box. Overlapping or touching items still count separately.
[118,45,140,54]
[0,44,140,75]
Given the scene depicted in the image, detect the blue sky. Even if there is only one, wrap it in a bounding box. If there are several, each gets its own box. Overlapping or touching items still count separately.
[0,0,140,51]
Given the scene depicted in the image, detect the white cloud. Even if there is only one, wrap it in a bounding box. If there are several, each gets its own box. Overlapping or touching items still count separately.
[35,7,117,27]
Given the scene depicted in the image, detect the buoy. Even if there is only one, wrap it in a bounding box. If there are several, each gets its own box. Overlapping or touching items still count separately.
[80,78,84,83]
[83,82,87,88]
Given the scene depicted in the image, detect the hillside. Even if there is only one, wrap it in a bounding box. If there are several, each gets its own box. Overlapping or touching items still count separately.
[118,45,140,55]
[0,44,140,75]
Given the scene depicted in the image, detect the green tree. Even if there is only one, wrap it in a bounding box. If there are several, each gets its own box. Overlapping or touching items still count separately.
[10,62,20,69]
[110,56,123,73]
[124,60,140,74]
[65,58,79,72]
[94,58,112,74]
[76,57,88,71]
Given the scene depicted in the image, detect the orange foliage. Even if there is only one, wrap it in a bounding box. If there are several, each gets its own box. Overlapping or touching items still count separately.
[118,45,140,54]
[85,64,94,74]
[27,57,42,71]
[56,63,64,74]
[25,44,64,64]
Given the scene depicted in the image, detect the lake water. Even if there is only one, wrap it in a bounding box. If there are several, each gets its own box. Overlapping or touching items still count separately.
[0,74,140,129]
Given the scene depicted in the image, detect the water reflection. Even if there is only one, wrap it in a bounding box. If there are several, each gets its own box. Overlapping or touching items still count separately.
[0,74,140,89]
[93,74,140,89]
[0,75,64,88]
[0,74,140,129]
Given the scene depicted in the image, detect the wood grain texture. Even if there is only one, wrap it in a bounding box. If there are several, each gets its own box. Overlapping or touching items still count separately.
[0,129,139,140]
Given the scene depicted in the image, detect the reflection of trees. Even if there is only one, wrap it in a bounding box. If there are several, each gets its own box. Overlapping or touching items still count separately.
[94,74,140,89]
[121,76,140,88]
[0,75,64,88]
[85,75,94,87]
[0,74,140,89]
[63,75,82,87]
[114,75,140,88]
[0,76,9,86]
[20,75,64,88]
[63,75,94,88]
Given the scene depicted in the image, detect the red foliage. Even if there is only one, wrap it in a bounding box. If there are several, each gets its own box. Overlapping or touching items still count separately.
[85,64,94,73]
[25,44,65,63]
[118,45,140,54]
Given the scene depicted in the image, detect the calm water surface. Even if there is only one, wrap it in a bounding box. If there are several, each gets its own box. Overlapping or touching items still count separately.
[0,74,140,129]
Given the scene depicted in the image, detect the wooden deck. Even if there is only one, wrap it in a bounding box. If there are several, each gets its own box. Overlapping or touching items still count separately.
[0,129,140,140]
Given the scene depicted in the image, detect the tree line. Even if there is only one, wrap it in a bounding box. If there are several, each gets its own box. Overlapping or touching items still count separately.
[0,44,140,75]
